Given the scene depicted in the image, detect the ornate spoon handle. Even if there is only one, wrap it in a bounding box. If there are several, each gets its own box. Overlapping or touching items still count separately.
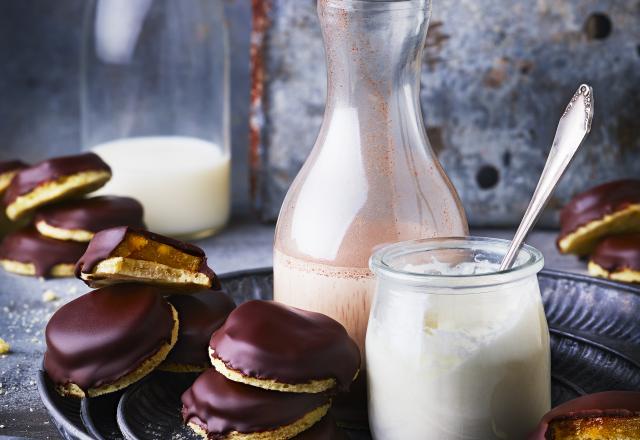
[500,84,594,270]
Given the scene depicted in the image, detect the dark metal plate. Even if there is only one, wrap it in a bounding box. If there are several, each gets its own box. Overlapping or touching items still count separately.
[80,390,125,440]
[38,268,640,439]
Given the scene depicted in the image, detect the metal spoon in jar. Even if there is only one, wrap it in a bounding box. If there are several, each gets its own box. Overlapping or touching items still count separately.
[500,84,594,270]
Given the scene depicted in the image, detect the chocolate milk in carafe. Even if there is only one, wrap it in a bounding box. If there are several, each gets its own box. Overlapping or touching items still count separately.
[273,0,468,422]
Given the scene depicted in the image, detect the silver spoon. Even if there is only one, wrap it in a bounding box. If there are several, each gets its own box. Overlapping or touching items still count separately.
[500,84,594,270]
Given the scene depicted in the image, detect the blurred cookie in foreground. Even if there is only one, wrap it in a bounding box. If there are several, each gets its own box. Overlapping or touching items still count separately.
[35,196,145,242]
[0,160,27,194]
[528,391,640,439]
[0,227,87,277]
[0,160,30,236]
[209,300,360,393]
[557,179,640,255]
[588,234,640,283]
[161,290,236,372]
[44,284,178,398]
[75,226,219,290]
[181,368,330,440]
[4,153,112,220]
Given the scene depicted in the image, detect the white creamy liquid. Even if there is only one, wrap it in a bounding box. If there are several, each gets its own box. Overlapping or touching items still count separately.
[366,262,550,440]
[92,136,230,237]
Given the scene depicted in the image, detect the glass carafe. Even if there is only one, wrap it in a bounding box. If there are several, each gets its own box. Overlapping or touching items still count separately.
[81,0,230,239]
[274,0,467,354]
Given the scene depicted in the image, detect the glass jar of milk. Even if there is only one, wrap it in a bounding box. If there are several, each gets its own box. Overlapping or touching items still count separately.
[367,237,550,440]
[81,0,230,238]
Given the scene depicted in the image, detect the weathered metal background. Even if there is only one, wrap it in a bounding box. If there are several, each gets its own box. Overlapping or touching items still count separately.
[0,0,253,215]
[250,0,640,226]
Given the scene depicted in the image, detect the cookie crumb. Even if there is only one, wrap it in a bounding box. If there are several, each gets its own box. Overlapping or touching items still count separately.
[42,289,59,302]
[0,338,9,354]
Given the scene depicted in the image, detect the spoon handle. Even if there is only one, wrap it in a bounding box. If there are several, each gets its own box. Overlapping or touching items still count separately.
[500,84,594,270]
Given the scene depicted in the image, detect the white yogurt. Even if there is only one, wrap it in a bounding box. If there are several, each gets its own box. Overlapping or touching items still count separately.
[92,136,230,237]
[366,261,550,440]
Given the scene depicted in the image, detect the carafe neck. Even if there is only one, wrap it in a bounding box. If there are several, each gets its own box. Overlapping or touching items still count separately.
[318,0,430,111]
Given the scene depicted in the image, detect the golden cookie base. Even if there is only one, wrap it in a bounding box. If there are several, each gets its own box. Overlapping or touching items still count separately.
[0,260,75,278]
[5,170,111,220]
[558,204,640,255]
[80,257,212,290]
[0,170,19,195]
[36,220,94,242]
[209,348,338,394]
[588,261,640,284]
[187,403,330,440]
[54,305,179,398]
[548,415,640,439]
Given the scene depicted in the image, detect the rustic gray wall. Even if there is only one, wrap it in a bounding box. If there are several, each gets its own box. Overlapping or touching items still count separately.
[1,1,638,226]
[251,0,640,226]
[0,0,252,214]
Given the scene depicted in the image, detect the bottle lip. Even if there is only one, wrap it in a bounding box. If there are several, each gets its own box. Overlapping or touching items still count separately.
[322,0,429,12]
[369,236,545,289]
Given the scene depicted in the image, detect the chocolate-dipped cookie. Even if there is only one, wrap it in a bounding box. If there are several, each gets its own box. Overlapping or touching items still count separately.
[75,226,219,290]
[4,153,112,220]
[161,290,236,372]
[44,284,178,398]
[0,160,28,194]
[209,300,360,394]
[181,368,331,440]
[557,179,640,255]
[0,227,87,277]
[588,234,640,283]
[35,196,145,242]
[528,391,640,439]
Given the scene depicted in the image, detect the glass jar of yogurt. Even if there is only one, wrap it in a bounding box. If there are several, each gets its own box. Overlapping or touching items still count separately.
[367,237,550,440]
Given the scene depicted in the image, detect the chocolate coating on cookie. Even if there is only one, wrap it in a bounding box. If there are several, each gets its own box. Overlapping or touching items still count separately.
[4,153,111,205]
[210,300,360,391]
[591,234,640,272]
[44,284,174,391]
[528,391,640,439]
[558,179,640,240]
[0,227,87,277]
[0,160,28,176]
[166,291,235,366]
[74,226,219,288]
[182,368,329,437]
[35,196,145,233]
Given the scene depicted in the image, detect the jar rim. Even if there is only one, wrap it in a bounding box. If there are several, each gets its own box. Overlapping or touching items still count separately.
[369,236,544,288]
[322,0,429,12]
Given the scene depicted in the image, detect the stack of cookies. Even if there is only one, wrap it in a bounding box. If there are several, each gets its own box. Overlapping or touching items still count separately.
[557,179,640,283]
[0,153,145,278]
[43,226,234,397]
[43,226,359,439]
[182,300,360,440]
